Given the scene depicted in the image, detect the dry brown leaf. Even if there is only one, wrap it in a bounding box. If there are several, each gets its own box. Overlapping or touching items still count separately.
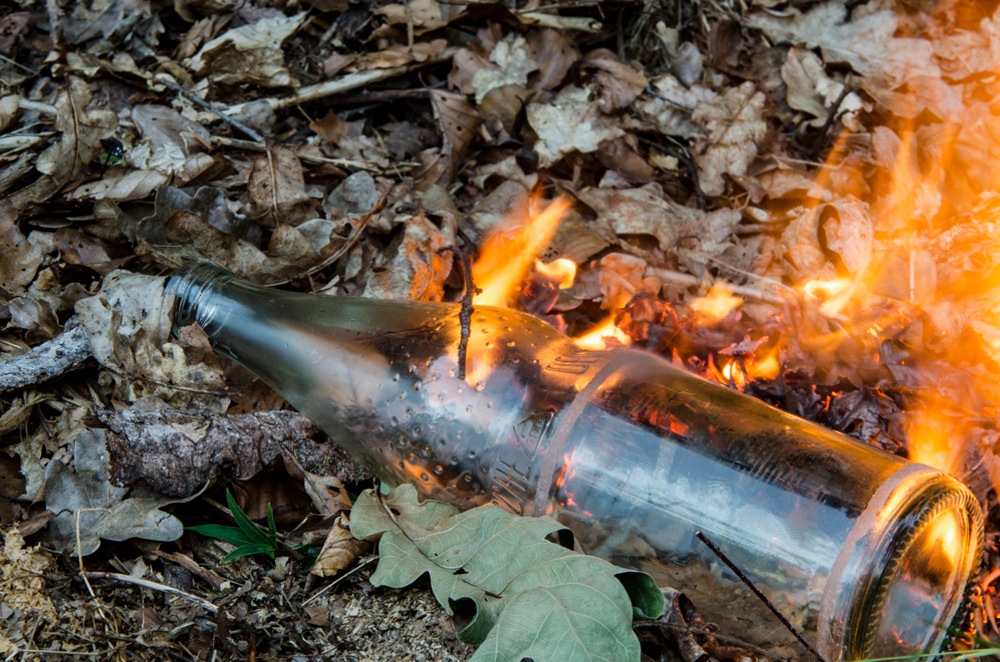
[363,211,455,301]
[247,146,316,228]
[301,471,353,516]
[782,48,863,130]
[527,29,580,92]
[526,85,624,168]
[9,77,117,208]
[68,169,170,202]
[746,3,940,88]
[582,49,649,113]
[0,202,45,300]
[691,82,767,197]
[780,207,829,282]
[372,0,447,37]
[416,90,481,189]
[186,12,306,87]
[597,253,660,310]
[310,513,371,578]
[471,33,538,104]
[575,183,700,252]
[74,270,227,408]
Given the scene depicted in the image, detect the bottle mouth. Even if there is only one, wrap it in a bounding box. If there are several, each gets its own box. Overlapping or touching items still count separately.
[841,472,983,659]
[165,262,235,333]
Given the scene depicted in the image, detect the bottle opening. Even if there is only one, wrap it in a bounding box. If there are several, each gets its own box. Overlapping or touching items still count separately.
[165,262,235,334]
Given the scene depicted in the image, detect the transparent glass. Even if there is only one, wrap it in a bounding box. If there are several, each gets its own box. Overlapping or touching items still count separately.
[168,264,983,661]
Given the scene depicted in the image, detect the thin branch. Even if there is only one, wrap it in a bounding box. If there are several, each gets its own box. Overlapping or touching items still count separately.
[695,530,827,662]
[439,241,479,381]
[0,323,92,393]
[84,571,218,613]
[222,48,458,116]
[154,76,265,143]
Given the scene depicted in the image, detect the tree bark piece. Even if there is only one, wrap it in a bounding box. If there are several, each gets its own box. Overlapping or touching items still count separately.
[0,324,92,393]
[99,408,369,497]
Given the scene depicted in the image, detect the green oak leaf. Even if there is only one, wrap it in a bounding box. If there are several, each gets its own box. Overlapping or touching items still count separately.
[350,484,664,662]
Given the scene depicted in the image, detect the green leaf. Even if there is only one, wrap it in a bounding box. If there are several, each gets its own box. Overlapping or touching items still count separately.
[187,524,257,547]
[226,489,272,546]
[222,542,276,562]
[350,484,665,662]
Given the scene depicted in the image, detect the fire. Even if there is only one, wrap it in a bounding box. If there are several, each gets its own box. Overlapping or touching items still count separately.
[689,283,743,324]
[472,196,573,307]
[574,317,631,350]
[534,258,577,289]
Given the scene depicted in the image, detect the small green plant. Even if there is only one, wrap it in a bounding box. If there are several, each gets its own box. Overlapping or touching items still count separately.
[188,489,279,562]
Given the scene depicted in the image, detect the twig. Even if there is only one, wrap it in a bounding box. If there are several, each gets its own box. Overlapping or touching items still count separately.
[303,556,378,606]
[223,48,458,115]
[154,76,265,143]
[84,571,218,613]
[439,241,479,381]
[644,267,788,305]
[695,531,827,662]
[0,323,92,394]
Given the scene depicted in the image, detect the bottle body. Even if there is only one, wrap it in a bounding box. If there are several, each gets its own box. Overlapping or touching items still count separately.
[169,265,983,661]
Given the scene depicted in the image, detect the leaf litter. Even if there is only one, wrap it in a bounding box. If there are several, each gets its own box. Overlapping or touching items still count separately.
[4,0,1000,659]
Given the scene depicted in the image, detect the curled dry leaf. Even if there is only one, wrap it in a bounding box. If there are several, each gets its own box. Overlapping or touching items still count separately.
[363,211,456,301]
[691,82,768,197]
[311,513,371,577]
[372,0,447,37]
[0,202,45,299]
[822,198,872,276]
[43,429,186,556]
[471,33,538,104]
[247,145,316,228]
[581,49,648,113]
[9,77,117,208]
[74,270,227,408]
[782,47,864,130]
[526,85,624,168]
[186,12,307,87]
[416,90,481,189]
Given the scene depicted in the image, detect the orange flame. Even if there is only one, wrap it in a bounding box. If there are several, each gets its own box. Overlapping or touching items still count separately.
[473,196,573,307]
[573,316,631,350]
[535,258,577,289]
[689,283,743,324]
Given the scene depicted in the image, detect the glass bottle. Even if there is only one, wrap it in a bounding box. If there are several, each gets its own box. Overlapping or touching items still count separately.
[167,263,983,661]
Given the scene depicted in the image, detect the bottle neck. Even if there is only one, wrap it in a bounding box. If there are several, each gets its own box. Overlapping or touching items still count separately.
[166,263,241,337]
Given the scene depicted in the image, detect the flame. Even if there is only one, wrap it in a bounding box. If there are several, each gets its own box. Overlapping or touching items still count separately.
[689,283,743,324]
[473,196,573,307]
[535,258,577,289]
[573,316,631,350]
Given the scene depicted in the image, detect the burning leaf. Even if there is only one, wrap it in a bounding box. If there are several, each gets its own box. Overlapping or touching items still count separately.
[311,513,369,577]
[43,429,185,556]
[186,12,307,87]
[822,198,872,276]
[691,81,767,197]
[350,484,663,659]
[527,85,624,168]
[247,145,316,228]
[597,253,660,311]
